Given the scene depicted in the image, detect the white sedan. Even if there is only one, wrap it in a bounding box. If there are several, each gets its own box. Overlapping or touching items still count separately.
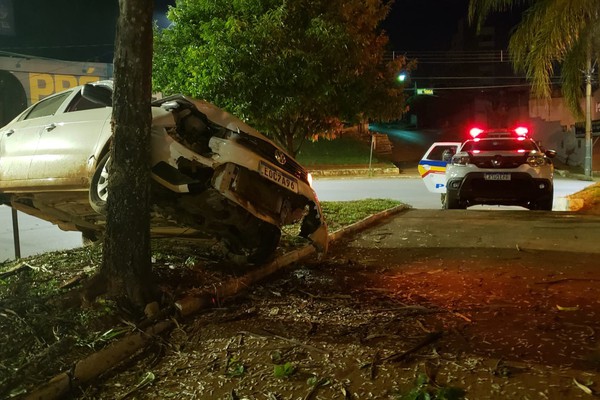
[0,81,328,264]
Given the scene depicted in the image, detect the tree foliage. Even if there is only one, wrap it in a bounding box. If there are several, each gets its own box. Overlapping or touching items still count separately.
[153,0,409,155]
[468,0,600,118]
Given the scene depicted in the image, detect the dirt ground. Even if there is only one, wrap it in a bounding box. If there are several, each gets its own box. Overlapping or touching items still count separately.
[2,208,600,399]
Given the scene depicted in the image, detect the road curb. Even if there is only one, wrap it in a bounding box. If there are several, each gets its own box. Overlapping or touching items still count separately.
[553,197,584,212]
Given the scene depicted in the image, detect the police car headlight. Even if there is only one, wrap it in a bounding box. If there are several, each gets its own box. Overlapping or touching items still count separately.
[527,154,546,167]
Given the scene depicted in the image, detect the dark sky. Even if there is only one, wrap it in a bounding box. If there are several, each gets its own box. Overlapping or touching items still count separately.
[0,0,519,63]
[382,0,471,51]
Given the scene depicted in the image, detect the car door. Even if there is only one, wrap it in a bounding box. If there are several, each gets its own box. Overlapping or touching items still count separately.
[27,91,112,188]
[418,142,461,193]
[0,91,73,188]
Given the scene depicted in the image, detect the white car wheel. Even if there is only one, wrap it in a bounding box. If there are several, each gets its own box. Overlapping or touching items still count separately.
[89,153,110,214]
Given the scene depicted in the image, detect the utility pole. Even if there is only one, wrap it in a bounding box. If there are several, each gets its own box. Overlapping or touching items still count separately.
[584,45,593,179]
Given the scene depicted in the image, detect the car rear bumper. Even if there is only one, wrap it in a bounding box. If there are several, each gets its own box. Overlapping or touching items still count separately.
[448,172,553,205]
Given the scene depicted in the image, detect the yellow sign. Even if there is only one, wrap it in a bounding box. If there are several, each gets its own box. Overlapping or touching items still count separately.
[29,73,100,103]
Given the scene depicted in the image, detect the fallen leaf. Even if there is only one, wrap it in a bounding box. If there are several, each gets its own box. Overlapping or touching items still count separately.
[556,305,579,311]
[573,378,593,395]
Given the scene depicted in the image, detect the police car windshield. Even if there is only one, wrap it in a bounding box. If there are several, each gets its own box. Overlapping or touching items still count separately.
[462,138,538,152]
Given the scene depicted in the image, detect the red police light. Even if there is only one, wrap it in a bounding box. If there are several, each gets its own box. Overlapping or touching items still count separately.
[514,126,529,136]
[469,127,484,138]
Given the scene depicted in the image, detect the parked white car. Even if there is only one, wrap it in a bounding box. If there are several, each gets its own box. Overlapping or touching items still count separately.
[420,126,556,210]
[0,80,328,264]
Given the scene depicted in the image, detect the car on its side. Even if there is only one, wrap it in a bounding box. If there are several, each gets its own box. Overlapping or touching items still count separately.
[0,80,328,264]
[420,126,556,210]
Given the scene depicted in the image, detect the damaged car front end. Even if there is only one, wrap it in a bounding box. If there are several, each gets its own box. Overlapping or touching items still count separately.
[82,83,328,264]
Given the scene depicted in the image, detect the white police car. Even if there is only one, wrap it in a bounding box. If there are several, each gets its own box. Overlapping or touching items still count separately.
[420,126,556,210]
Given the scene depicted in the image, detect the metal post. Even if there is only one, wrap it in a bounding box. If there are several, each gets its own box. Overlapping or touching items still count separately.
[584,45,593,179]
[11,208,21,259]
[368,134,374,177]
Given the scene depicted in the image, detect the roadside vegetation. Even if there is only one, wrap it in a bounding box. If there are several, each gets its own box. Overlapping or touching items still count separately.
[296,135,392,168]
[0,198,402,398]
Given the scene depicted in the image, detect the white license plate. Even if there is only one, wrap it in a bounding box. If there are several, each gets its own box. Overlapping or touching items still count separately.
[259,162,298,193]
[484,173,511,181]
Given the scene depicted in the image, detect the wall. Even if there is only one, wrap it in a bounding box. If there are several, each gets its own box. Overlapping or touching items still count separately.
[528,89,600,170]
[0,55,113,125]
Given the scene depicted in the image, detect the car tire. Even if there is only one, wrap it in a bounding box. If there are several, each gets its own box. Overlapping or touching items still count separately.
[223,222,281,265]
[81,230,102,246]
[89,153,110,214]
[531,196,553,211]
[247,223,281,265]
[444,190,465,209]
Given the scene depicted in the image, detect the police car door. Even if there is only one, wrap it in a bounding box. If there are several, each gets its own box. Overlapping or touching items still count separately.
[418,142,461,193]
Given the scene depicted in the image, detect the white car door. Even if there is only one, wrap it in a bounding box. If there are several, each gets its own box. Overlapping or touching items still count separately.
[27,91,112,188]
[418,142,461,193]
[0,118,40,185]
[0,91,72,188]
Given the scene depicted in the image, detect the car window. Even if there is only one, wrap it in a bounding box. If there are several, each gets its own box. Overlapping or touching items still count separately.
[65,92,108,113]
[462,139,538,152]
[426,145,458,161]
[21,91,72,121]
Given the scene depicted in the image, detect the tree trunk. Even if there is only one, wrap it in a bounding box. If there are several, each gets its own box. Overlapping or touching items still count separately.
[94,0,155,309]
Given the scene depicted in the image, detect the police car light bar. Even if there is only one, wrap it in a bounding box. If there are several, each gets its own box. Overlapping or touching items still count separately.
[469,127,484,138]
[514,126,529,136]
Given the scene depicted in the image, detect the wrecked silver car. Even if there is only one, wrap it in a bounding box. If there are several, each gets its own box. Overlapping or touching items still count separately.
[0,80,328,264]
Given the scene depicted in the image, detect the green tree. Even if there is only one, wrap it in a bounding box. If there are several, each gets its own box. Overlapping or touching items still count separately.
[153,0,409,156]
[469,0,599,116]
[469,0,599,176]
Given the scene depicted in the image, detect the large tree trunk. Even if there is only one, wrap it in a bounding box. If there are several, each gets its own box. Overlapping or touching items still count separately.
[91,0,155,309]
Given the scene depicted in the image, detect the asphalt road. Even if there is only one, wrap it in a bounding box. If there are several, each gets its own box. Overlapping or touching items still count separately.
[312,175,594,209]
[0,176,595,262]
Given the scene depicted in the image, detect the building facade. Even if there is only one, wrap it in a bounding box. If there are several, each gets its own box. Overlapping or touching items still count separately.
[0,55,113,126]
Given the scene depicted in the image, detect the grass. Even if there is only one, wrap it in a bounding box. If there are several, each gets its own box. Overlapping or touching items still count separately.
[321,199,403,232]
[295,136,392,167]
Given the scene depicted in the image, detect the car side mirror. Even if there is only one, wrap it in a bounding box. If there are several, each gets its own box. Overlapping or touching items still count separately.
[545,149,557,158]
[81,83,112,107]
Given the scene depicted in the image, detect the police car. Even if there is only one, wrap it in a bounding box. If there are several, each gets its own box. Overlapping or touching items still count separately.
[419,126,556,210]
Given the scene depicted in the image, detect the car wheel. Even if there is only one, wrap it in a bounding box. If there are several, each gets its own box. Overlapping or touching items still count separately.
[81,230,102,246]
[531,196,553,211]
[444,190,465,209]
[89,153,110,214]
[223,222,281,265]
[247,223,281,264]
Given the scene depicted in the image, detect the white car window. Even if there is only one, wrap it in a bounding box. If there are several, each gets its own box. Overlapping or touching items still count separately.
[65,92,108,113]
[21,91,72,121]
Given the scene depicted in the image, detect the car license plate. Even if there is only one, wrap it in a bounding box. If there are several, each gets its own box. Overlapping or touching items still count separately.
[484,172,511,181]
[259,162,298,193]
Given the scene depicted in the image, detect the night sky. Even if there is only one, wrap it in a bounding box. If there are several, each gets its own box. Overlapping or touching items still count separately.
[0,0,520,63]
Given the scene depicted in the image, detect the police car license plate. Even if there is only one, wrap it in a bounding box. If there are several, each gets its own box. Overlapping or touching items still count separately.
[484,172,511,181]
[259,162,298,193]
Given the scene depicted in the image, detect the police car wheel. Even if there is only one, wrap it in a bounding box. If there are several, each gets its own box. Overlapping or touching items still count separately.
[444,191,465,209]
[531,196,553,211]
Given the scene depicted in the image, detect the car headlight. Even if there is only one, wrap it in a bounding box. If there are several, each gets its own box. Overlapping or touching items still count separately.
[452,152,470,165]
[527,153,546,167]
